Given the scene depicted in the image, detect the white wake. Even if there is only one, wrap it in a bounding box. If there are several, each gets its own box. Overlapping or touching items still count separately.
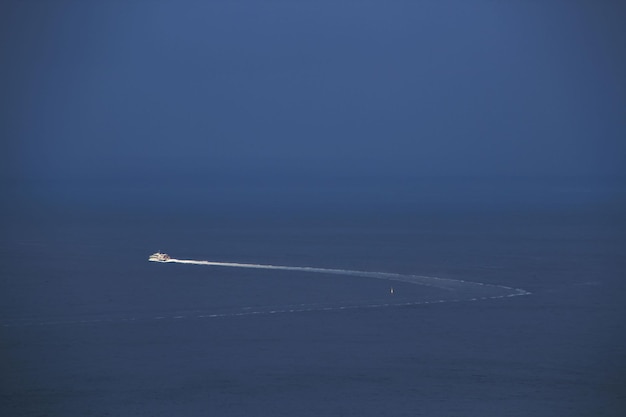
[1,258,530,327]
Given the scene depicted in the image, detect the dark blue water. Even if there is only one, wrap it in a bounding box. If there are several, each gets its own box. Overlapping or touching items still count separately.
[1,206,624,416]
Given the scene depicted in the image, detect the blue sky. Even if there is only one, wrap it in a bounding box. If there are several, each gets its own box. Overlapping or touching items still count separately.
[2,1,624,210]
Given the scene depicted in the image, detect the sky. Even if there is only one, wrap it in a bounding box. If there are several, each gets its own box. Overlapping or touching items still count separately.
[1,0,624,211]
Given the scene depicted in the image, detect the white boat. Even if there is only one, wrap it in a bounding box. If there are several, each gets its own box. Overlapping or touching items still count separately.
[149,252,171,262]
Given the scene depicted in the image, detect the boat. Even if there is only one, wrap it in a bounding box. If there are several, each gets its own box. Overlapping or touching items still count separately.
[149,252,171,262]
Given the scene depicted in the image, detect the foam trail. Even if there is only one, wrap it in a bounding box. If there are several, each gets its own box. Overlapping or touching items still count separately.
[163,258,530,297]
[1,259,530,328]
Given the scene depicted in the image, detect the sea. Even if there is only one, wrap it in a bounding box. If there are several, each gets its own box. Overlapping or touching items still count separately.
[1,184,625,416]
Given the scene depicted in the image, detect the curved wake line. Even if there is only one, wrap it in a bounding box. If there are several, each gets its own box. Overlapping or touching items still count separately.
[2,259,530,328]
